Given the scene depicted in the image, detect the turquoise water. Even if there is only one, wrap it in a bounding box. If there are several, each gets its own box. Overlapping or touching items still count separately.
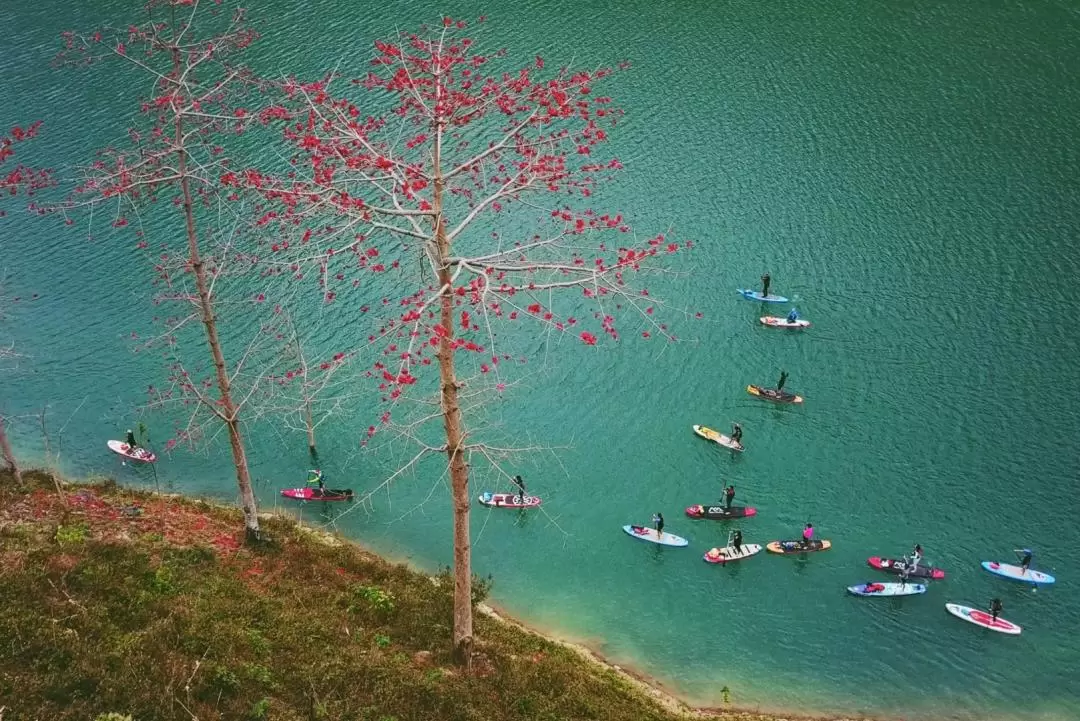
[3,1,1080,719]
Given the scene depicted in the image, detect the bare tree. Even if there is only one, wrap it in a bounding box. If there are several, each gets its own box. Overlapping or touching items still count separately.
[57,2,270,540]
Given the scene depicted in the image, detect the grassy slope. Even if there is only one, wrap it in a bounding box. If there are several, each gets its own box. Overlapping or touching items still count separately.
[0,471,707,721]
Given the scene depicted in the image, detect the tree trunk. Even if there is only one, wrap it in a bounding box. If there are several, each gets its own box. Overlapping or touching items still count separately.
[304,394,316,456]
[172,48,260,542]
[0,415,23,487]
[432,104,473,669]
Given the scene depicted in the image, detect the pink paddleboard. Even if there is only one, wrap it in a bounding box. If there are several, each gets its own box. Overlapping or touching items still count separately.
[280,487,354,502]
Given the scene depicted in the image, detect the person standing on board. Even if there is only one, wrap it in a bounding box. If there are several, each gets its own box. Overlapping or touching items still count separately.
[653,512,665,538]
[776,370,789,391]
[511,475,527,504]
[910,544,923,571]
[732,529,744,553]
[125,428,138,452]
[1017,548,1033,572]
[801,522,815,548]
[730,423,743,447]
[723,485,736,509]
[989,597,1003,622]
[306,469,326,497]
[761,273,771,298]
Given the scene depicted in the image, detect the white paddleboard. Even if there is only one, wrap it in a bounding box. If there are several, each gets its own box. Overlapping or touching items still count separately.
[622,525,689,547]
[761,316,811,328]
[107,440,157,463]
[692,425,744,451]
[945,603,1022,635]
[703,543,762,563]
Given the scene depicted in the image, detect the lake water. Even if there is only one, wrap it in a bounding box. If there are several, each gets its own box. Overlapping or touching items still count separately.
[2,1,1079,719]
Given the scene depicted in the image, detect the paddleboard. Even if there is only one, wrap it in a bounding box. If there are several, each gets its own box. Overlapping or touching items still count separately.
[868,556,945,580]
[761,316,811,329]
[478,491,542,508]
[107,440,157,463]
[767,539,831,554]
[981,561,1055,585]
[692,425,744,451]
[704,543,762,564]
[622,525,689,547]
[945,603,1022,635]
[848,582,927,597]
[685,504,757,520]
[280,487,354,502]
[737,289,789,303]
[747,385,804,404]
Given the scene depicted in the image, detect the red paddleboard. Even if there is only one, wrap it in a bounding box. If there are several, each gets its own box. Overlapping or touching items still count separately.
[107,440,157,463]
[280,487,354,502]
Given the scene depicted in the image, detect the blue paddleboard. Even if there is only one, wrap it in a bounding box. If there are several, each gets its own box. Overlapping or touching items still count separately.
[737,288,789,303]
[847,582,927,597]
[981,561,1055,585]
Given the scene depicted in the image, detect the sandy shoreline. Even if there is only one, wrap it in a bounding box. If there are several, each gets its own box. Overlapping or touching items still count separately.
[475,600,883,721]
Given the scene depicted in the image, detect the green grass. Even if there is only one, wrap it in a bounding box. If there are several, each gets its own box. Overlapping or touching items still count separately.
[0,471,702,721]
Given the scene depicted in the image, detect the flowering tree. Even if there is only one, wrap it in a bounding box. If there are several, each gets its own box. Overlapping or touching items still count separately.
[243,18,691,665]
[57,1,272,540]
[1,120,52,486]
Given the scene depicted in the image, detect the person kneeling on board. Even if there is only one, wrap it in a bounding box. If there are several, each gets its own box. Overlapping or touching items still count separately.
[801,523,814,548]
[786,308,799,324]
[126,428,138,452]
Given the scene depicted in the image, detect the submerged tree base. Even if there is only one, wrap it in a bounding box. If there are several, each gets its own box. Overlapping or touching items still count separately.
[0,471,689,721]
